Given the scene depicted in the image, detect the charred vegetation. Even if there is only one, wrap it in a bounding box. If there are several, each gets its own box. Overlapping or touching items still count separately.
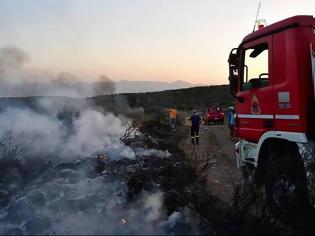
[0,91,314,234]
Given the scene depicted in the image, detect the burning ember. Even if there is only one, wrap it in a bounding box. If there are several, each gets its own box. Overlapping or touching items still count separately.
[121,218,128,224]
[97,153,108,161]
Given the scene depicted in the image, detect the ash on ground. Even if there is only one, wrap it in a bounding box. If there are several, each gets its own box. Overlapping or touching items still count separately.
[0,119,205,235]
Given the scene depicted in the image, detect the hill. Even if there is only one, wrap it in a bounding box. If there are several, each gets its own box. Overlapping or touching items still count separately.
[114,80,204,93]
[92,85,234,112]
[0,80,202,97]
[0,85,234,114]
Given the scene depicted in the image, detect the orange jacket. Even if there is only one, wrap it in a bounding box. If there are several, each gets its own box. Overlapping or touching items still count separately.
[166,108,177,119]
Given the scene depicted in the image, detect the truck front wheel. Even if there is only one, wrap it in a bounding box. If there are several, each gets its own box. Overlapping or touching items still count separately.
[264,143,309,222]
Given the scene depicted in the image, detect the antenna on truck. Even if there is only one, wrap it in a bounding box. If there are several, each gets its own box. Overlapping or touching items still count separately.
[252,1,262,32]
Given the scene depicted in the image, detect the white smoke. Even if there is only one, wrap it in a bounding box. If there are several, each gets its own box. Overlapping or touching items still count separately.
[0,45,191,235]
[0,46,29,79]
[62,110,136,159]
[0,46,115,97]
[0,106,136,162]
[49,191,166,235]
[0,44,141,160]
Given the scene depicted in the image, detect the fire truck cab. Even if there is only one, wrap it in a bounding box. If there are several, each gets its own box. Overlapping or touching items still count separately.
[228,15,315,218]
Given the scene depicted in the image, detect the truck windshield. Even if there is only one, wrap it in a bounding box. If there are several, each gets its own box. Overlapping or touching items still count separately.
[241,43,269,91]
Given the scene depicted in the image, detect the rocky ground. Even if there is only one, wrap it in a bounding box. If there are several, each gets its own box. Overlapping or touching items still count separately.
[179,123,241,203]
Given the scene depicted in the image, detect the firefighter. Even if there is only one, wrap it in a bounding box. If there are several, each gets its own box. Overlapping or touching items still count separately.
[189,109,201,145]
[165,106,178,131]
[227,106,235,139]
[205,107,211,126]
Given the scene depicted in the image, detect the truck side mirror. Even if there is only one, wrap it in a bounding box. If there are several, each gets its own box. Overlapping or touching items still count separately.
[229,74,238,96]
[228,53,238,65]
[228,48,239,97]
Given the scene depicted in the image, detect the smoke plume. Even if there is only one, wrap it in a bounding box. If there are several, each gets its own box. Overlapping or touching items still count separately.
[0,107,136,163]
[0,46,115,97]
[0,45,189,235]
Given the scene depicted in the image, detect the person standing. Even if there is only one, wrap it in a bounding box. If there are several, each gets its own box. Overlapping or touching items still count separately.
[227,106,235,139]
[166,106,178,130]
[189,110,201,145]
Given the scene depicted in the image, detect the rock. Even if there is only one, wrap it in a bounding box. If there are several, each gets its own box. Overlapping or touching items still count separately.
[27,189,45,207]
[0,167,25,192]
[60,185,77,199]
[172,162,181,168]
[3,225,23,235]
[22,157,51,179]
[42,182,62,201]
[167,211,184,228]
[6,183,19,195]
[163,191,186,215]
[113,192,127,206]
[143,181,154,192]
[102,174,119,183]
[24,216,51,234]
[54,162,79,170]
[38,170,60,183]
[45,198,67,212]
[67,197,94,211]
[7,197,35,222]
[59,169,81,183]
[127,171,150,198]
[163,210,195,235]
[59,169,80,178]
[96,156,106,173]
[0,184,10,207]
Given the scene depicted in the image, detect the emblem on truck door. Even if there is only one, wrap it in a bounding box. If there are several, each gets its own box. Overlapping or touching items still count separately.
[251,94,261,114]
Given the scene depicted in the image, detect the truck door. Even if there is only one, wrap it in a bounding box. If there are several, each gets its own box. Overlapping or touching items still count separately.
[236,36,275,142]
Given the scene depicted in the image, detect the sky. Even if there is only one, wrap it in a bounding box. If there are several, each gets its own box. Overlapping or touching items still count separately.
[0,0,314,85]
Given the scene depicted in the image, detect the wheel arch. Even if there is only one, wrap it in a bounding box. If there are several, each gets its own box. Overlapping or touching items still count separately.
[254,131,307,184]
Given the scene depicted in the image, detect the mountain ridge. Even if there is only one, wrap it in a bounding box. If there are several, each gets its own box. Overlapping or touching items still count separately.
[0,79,206,97]
[113,80,205,93]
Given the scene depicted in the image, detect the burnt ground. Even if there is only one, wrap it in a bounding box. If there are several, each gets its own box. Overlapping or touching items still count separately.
[179,123,241,203]
[0,116,228,235]
[1,114,314,235]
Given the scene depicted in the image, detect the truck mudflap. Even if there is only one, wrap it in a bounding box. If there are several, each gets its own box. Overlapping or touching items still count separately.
[235,139,258,168]
[311,44,315,103]
[235,140,242,168]
[298,141,315,198]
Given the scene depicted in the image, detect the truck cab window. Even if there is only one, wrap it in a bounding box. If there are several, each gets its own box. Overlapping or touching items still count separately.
[241,43,269,91]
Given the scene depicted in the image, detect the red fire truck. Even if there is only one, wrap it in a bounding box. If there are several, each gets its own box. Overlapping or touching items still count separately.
[228,15,315,218]
[205,107,225,125]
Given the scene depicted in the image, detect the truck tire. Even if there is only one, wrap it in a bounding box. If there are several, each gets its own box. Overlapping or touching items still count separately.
[264,144,309,223]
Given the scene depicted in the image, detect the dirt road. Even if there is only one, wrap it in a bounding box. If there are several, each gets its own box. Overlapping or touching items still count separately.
[180,123,242,204]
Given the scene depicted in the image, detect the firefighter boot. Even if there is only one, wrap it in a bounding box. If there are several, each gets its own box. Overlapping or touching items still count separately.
[196,136,199,145]
[191,137,195,145]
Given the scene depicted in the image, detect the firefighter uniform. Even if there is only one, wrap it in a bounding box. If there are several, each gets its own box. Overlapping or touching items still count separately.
[190,112,201,145]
